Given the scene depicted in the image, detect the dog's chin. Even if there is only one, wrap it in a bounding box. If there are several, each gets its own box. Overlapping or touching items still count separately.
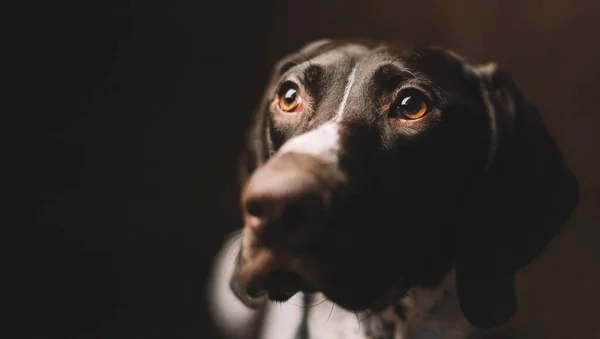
[263,269,317,302]
[233,257,409,312]
[233,268,318,306]
[321,292,375,312]
[234,273,408,314]
[321,277,409,312]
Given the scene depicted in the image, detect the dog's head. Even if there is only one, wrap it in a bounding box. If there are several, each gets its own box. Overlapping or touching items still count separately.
[229,39,578,328]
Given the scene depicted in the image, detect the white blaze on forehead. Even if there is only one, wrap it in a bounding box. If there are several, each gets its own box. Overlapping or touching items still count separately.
[334,66,357,122]
[276,67,357,164]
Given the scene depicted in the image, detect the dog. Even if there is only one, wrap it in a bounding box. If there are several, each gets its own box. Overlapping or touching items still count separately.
[206,39,579,339]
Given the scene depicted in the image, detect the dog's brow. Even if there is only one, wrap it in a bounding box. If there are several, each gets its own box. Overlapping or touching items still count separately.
[278,59,305,76]
[302,64,325,89]
[374,62,418,79]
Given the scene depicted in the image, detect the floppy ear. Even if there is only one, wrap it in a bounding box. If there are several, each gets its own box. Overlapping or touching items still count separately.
[455,63,579,328]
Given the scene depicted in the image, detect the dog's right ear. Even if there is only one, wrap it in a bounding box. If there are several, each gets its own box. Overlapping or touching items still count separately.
[455,62,579,329]
[238,39,333,185]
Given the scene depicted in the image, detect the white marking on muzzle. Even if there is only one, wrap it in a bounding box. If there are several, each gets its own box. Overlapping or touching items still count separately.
[276,67,357,164]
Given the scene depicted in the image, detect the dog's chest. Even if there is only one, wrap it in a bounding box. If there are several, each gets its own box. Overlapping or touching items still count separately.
[258,287,474,339]
[304,296,397,339]
[260,294,398,339]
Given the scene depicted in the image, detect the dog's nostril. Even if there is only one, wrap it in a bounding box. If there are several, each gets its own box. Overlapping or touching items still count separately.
[246,198,311,226]
[245,198,269,219]
[243,161,330,228]
[281,202,309,226]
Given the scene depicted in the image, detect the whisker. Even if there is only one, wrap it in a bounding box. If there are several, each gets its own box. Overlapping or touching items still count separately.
[393,55,418,80]
[359,310,374,322]
[404,69,418,79]
[289,296,328,308]
[306,297,328,308]
[297,52,312,68]
[324,302,335,323]
[355,312,361,330]
[282,56,305,73]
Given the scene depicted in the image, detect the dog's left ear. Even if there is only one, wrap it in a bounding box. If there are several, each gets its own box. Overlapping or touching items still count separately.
[455,63,579,328]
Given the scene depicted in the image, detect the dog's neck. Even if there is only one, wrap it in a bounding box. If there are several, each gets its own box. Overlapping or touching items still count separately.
[256,270,480,339]
[208,236,479,339]
[388,271,480,339]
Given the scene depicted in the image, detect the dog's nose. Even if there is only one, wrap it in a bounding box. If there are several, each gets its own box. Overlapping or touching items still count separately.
[242,153,340,236]
[243,159,325,231]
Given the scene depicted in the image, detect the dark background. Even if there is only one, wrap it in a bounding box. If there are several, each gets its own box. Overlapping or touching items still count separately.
[15,0,599,338]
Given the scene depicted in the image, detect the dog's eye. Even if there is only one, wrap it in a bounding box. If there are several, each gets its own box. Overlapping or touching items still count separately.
[277,81,303,112]
[390,91,430,120]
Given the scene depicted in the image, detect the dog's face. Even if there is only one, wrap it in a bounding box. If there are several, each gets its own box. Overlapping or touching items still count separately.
[229,39,578,326]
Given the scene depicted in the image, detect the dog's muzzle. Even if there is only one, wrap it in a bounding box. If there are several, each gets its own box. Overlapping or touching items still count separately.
[230,152,346,306]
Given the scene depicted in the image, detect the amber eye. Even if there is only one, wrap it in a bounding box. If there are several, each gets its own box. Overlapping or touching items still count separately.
[277,81,303,112]
[390,91,430,120]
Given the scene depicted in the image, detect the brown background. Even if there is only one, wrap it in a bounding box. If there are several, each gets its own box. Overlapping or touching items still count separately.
[19,0,599,338]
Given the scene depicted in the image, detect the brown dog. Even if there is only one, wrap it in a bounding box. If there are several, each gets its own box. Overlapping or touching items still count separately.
[208,39,578,339]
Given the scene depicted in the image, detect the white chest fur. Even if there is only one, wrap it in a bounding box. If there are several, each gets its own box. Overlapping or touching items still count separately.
[260,273,479,339]
[208,235,479,339]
